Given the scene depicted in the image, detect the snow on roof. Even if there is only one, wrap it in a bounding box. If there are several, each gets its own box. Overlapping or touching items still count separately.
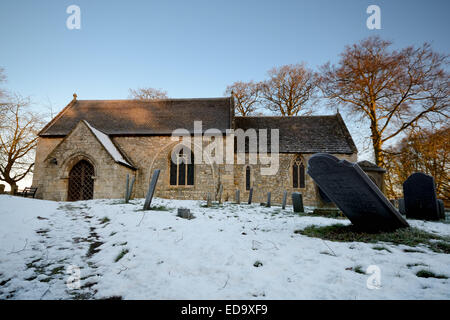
[84,120,133,168]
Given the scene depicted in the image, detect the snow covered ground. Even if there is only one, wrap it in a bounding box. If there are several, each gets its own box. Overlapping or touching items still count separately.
[0,194,449,300]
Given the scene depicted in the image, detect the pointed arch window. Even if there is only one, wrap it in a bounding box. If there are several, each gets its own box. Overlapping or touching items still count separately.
[170,149,194,186]
[292,156,305,189]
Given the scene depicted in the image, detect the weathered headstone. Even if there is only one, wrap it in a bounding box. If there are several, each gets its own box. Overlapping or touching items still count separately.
[143,169,160,210]
[128,176,136,201]
[248,187,253,204]
[308,153,409,231]
[282,191,287,209]
[437,199,445,220]
[403,173,440,221]
[206,192,212,207]
[398,198,405,215]
[235,189,240,204]
[177,208,194,220]
[292,192,304,213]
[0,184,5,194]
[266,192,271,207]
[217,184,223,204]
[124,174,130,203]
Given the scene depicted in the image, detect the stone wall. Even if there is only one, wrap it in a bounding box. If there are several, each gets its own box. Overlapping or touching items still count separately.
[33,129,357,206]
[32,122,134,201]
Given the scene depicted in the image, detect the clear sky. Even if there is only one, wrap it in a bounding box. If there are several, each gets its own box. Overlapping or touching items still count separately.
[0,0,449,188]
[1,0,449,109]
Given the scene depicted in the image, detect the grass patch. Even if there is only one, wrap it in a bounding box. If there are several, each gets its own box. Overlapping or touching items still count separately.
[407,263,428,268]
[151,205,170,211]
[312,208,345,219]
[296,224,450,253]
[354,265,365,274]
[99,217,110,224]
[114,249,129,262]
[86,241,103,257]
[50,266,65,275]
[372,246,392,253]
[253,261,263,267]
[416,270,448,279]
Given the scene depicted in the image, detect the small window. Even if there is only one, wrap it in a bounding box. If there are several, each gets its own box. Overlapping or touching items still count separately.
[170,149,194,186]
[293,156,305,188]
[245,166,251,190]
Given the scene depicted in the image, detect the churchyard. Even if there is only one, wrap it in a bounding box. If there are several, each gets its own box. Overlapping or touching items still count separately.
[0,160,449,299]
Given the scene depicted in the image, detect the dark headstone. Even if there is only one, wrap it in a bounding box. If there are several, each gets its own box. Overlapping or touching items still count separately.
[128,176,136,201]
[248,187,253,204]
[206,192,212,207]
[292,192,304,213]
[124,174,130,203]
[403,173,440,221]
[282,191,287,209]
[217,184,223,204]
[437,200,445,220]
[0,184,5,194]
[143,169,160,210]
[266,192,271,207]
[308,153,408,231]
[177,208,194,220]
[235,190,240,204]
[398,198,405,215]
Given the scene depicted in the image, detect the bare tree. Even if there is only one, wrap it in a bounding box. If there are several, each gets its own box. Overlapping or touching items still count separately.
[319,36,449,166]
[0,94,44,191]
[0,67,6,99]
[260,63,318,116]
[225,81,261,116]
[128,87,168,100]
[384,125,449,201]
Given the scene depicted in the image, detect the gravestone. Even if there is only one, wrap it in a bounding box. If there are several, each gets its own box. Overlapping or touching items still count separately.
[282,191,287,209]
[398,198,405,215]
[292,192,304,213]
[437,200,445,220]
[124,174,130,203]
[308,153,408,231]
[217,184,223,204]
[177,208,194,220]
[128,176,136,201]
[235,190,240,204]
[403,172,440,221]
[0,184,5,194]
[206,192,212,207]
[143,169,160,210]
[266,192,271,207]
[248,187,253,204]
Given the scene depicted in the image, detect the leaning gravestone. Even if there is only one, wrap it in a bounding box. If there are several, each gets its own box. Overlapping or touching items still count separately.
[292,192,304,213]
[403,173,440,221]
[282,191,287,209]
[235,190,240,204]
[308,154,409,231]
[143,169,161,210]
[124,174,130,203]
[248,187,253,204]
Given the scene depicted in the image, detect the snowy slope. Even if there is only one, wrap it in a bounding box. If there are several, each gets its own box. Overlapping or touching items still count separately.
[0,195,449,300]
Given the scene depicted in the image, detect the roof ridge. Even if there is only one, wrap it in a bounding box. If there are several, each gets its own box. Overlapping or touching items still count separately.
[76,97,231,102]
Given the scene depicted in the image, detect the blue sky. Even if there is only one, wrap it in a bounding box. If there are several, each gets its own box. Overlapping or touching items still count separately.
[1,0,449,111]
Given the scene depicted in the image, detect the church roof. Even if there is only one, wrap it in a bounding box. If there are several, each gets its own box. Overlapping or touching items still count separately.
[234,114,357,154]
[39,97,233,136]
[39,96,357,154]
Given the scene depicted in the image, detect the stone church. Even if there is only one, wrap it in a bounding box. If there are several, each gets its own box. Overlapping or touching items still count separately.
[33,94,362,206]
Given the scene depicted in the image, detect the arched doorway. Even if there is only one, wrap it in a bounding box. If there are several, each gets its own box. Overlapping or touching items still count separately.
[67,160,95,201]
